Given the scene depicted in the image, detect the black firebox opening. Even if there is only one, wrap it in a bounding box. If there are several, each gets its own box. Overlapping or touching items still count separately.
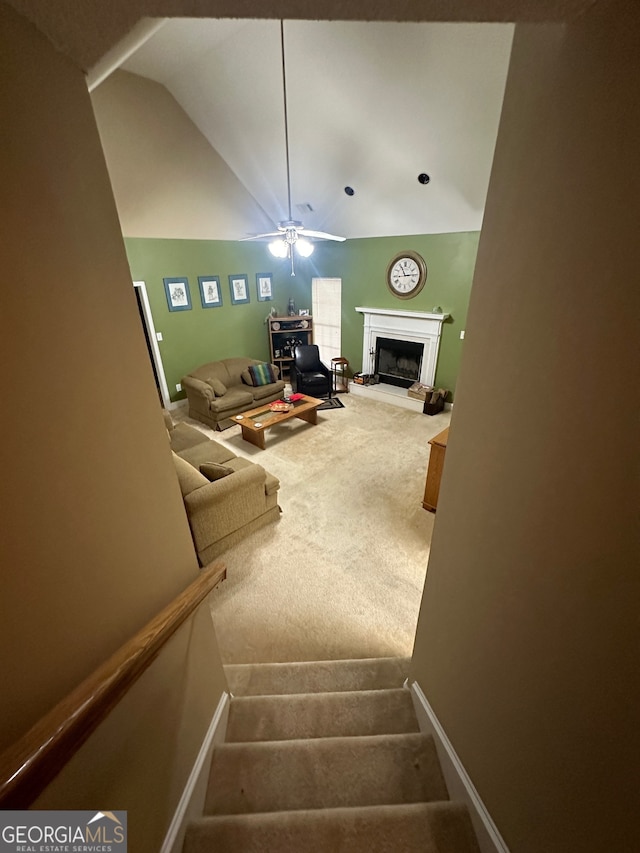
[374,337,423,388]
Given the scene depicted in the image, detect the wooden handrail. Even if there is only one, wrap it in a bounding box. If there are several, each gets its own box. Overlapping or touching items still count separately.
[0,562,226,808]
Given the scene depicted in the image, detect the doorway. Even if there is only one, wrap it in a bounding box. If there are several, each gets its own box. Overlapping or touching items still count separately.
[132,280,170,408]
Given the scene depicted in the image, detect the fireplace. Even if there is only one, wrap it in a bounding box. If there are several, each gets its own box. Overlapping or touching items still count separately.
[375,337,423,388]
[355,307,449,409]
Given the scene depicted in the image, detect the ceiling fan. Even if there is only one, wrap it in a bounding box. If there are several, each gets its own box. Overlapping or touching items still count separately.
[241,20,346,276]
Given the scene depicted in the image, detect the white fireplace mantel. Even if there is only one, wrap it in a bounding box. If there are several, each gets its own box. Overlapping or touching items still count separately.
[355,306,449,389]
[355,307,450,323]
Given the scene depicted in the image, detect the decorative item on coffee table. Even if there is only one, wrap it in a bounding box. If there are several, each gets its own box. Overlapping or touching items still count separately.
[269,400,292,413]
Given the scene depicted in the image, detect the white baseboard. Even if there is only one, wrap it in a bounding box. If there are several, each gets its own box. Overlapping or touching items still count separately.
[160,691,230,853]
[409,680,509,853]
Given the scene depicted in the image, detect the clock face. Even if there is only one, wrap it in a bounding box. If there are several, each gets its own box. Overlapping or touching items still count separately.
[386,251,427,299]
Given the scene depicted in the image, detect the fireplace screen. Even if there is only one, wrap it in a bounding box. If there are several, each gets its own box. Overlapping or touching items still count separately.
[374,337,424,388]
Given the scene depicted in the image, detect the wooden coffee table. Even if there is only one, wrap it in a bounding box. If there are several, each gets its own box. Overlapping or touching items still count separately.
[233,395,324,450]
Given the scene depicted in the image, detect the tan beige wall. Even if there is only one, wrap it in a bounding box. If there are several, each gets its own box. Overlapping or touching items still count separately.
[35,604,223,853]
[411,12,639,853]
[91,69,273,239]
[0,0,226,800]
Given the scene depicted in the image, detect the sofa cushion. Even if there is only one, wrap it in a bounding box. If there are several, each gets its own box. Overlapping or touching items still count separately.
[225,457,280,496]
[178,440,237,467]
[200,462,234,481]
[206,377,227,397]
[222,357,256,385]
[252,379,286,401]
[169,422,211,453]
[172,452,209,496]
[209,386,253,413]
[242,362,278,386]
[190,361,233,387]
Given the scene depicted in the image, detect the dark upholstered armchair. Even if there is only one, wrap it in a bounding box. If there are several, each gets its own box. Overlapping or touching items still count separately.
[291,345,332,398]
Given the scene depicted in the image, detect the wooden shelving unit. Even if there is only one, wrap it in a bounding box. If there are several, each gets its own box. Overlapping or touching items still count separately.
[268,315,313,378]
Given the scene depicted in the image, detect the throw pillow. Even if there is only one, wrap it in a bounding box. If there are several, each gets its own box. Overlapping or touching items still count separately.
[172,453,209,497]
[244,362,277,386]
[199,462,234,482]
[205,377,227,397]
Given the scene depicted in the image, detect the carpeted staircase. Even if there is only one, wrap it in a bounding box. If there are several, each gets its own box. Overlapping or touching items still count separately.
[183,657,480,853]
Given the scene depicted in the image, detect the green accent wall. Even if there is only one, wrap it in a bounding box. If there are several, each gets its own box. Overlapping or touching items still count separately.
[313,232,480,399]
[125,231,479,403]
[125,238,313,401]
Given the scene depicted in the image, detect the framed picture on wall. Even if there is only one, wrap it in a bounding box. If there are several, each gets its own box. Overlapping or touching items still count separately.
[229,274,249,305]
[256,273,273,301]
[198,276,222,308]
[163,277,192,312]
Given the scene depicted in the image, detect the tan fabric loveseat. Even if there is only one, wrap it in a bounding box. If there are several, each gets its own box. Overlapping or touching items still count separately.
[165,413,280,564]
[182,357,285,428]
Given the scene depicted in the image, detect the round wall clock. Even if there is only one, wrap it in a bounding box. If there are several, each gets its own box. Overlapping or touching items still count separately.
[386,250,428,299]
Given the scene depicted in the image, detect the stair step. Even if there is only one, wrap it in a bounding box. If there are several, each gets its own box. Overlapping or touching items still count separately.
[184,802,481,853]
[205,733,447,815]
[227,688,419,742]
[224,656,411,697]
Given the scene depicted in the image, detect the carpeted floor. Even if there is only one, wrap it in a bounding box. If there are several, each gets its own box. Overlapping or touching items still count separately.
[172,391,450,664]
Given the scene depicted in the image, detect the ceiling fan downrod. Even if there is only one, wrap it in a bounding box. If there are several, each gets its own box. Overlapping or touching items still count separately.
[239,19,346,272]
[280,20,293,225]
[275,20,297,275]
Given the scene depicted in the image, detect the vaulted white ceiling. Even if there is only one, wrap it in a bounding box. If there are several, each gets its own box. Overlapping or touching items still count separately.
[117,19,514,240]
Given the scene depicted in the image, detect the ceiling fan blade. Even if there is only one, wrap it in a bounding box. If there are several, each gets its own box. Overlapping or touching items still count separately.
[240,232,281,241]
[298,229,346,242]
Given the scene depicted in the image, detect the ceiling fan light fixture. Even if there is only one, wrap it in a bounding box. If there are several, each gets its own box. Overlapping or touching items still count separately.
[269,238,288,258]
[295,238,314,257]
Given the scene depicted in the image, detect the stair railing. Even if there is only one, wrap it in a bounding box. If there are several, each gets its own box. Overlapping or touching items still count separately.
[0,562,226,808]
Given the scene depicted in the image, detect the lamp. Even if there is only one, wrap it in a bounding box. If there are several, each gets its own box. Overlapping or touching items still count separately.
[269,239,288,258]
[269,229,314,263]
[296,238,314,257]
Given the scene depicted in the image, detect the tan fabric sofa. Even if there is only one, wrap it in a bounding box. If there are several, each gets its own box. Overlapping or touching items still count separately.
[165,413,280,565]
[181,357,286,428]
